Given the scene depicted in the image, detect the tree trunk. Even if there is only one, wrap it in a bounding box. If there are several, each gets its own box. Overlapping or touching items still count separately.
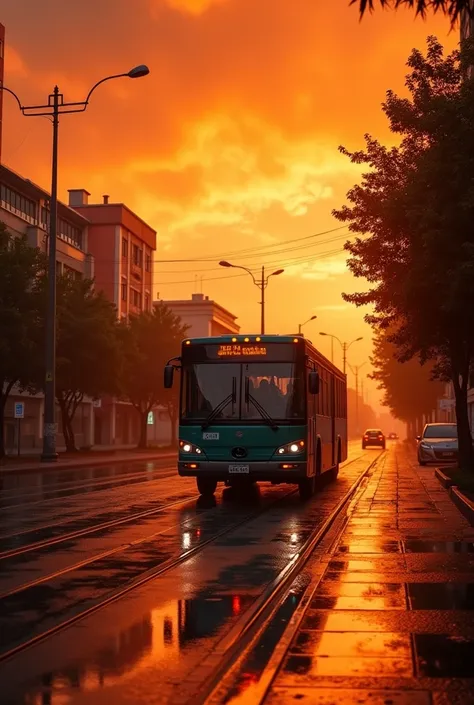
[167,402,178,447]
[58,396,77,453]
[452,371,473,473]
[137,410,148,449]
[0,396,6,460]
[0,380,15,460]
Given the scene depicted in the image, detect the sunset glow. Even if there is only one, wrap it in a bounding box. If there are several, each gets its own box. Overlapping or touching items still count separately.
[1,1,456,409]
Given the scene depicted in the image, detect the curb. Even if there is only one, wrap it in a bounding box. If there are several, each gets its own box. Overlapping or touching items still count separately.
[434,467,456,489]
[0,452,176,475]
[449,486,474,526]
[434,468,474,527]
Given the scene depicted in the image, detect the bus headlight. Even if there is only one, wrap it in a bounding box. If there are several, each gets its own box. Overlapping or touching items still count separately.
[275,440,305,455]
[179,440,204,455]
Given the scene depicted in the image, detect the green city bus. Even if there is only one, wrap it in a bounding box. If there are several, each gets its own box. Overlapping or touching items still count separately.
[164,334,347,500]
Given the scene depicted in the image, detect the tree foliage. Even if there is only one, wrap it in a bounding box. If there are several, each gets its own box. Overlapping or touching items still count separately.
[353,0,473,25]
[370,328,444,430]
[0,222,46,459]
[333,37,474,470]
[31,275,120,452]
[119,302,189,448]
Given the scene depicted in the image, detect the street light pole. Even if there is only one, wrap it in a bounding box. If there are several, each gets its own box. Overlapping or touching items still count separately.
[319,333,363,375]
[347,361,368,435]
[298,315,317,335]
[1,65,150,462]
[43,87,60,456]
[219,261,284,334]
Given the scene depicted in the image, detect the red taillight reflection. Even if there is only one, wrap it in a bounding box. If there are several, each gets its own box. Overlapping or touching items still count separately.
[232,595,241,615]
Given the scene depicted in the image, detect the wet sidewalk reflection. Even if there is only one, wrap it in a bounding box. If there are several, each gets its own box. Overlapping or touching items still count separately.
[265,446,474,704]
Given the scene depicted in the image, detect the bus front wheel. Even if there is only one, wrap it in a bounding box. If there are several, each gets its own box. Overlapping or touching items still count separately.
[298,474,316,500]
[197,477,218,497]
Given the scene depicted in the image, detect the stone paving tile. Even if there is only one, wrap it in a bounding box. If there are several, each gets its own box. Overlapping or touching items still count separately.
[264,446,474,704]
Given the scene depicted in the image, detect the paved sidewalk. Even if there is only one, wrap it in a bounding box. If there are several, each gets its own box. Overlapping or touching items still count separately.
[0,448,176,474]
[266,446,474,705]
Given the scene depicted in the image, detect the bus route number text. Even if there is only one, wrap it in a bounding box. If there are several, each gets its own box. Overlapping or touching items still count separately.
[218,345,267,357]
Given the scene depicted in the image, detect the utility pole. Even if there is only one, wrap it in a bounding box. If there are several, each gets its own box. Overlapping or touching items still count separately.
[219,261,284,334]
[319,333,363,375]
[1,65,150,461]
[348,361,368,436]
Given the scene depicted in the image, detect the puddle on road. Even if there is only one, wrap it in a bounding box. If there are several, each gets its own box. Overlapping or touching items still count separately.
[3,594,256,705]
[408,583,474,610]
[415,633,474,677]
[403,540,474,554]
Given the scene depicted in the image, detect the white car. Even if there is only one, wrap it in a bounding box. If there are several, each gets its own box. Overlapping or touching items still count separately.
[417,423,458,466]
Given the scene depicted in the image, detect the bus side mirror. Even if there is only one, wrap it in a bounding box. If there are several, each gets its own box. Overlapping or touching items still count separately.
[309,371,320,395]
[164,365,174,389]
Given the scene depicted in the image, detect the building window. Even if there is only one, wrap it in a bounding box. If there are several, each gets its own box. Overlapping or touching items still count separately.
[122,238,128,258]
[121,278,127,302]
[0,40,3,59]
[145,253,151,272]
[63,265,81,280]
[58,218,83,250]
[1,184,37,221]
[132,244,143,267]
[40,206,83,250]
[131,288,142,308]
[144,293,149,311]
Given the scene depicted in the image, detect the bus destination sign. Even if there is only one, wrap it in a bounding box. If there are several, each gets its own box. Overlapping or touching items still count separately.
[218,344,267,357]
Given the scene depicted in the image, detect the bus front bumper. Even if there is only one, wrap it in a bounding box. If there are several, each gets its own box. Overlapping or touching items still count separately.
[178,460,308,481]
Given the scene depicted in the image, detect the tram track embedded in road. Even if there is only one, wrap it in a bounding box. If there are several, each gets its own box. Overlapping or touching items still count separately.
[190,450,386,705]
[0,486,201,560]
[0,450,377,665]
[0,460,178,508]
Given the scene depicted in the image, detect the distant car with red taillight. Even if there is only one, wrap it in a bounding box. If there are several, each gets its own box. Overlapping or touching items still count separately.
[362,429,386,449]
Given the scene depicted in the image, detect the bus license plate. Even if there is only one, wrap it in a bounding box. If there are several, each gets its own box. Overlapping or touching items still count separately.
[229,465,249,474]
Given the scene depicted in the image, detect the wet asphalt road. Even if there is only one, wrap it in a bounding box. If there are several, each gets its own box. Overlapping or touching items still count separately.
[2,444,474,704]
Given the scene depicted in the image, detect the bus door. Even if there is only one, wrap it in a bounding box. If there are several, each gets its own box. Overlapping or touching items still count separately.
[331,375,336,466]
[307,362,316,477]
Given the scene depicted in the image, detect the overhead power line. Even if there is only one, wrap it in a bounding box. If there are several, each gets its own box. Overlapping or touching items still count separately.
[155,225,348,264]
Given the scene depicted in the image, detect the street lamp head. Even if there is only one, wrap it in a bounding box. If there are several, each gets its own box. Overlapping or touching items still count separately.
[356,336,363,342]
[128,64,150,79]
[310,315,317,322]
[219,260,233,268]
[272,269,284,276]
[319,332,328,337]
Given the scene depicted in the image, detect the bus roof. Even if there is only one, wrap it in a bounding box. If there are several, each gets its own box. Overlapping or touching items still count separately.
[181,334,345,380]
[184,334,301,345]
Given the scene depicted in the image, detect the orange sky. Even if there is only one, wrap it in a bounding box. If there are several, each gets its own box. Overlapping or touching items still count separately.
[1,0,457,413]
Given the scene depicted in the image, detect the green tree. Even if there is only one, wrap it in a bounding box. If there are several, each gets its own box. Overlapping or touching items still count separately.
[32,275,120,452]
[333,37,474,471]
[0,222,46,459]
[354,0,472,24]
[119,302,188,449]
[370,328,444,435]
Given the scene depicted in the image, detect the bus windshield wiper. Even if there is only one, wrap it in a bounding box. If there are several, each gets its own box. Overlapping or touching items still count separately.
[248,394,279,430]
[201,377,237,430]
[244,377,279,430]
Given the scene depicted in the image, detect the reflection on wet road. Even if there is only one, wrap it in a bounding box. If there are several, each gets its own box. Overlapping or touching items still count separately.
[1,445,374,704]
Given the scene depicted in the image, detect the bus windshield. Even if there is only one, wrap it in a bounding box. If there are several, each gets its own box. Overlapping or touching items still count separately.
[182,362,305,422]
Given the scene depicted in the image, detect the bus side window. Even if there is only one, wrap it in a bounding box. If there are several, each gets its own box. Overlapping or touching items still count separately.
[316,367,322,415]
